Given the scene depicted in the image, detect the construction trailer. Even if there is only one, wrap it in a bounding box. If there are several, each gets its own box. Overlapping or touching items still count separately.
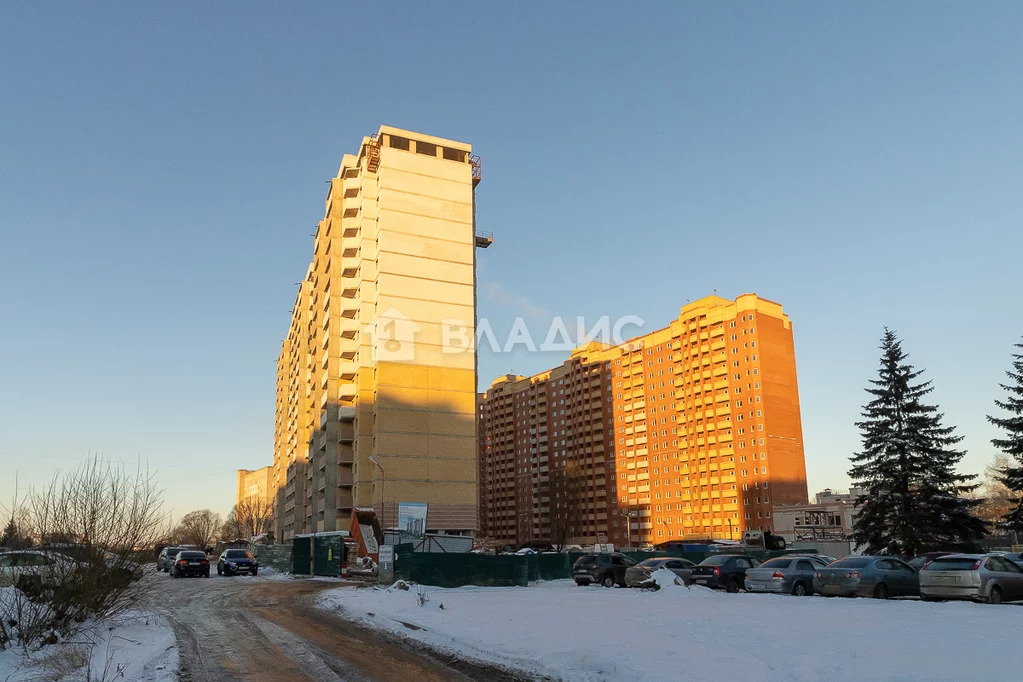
[291,531,351,576]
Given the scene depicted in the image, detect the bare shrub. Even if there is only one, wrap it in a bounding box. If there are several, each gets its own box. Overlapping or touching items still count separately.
[0,456,163,650]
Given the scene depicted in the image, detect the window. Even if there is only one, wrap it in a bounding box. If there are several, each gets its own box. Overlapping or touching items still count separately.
[442,147,467,162]
[415,140,438,156]
[389,135,411,150]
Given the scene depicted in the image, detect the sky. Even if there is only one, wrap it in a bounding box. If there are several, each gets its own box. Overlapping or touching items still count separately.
[1,2,1021,522]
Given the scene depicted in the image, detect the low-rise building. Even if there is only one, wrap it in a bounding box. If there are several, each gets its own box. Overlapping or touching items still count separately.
[773,488,861,546]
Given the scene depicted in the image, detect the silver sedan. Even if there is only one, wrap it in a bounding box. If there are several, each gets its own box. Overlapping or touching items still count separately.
[919,554,1023,604]
[745,555,830,596]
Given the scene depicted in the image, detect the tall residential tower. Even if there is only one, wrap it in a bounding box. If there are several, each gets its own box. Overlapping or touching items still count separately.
[478,294,808,548]
[264,126,485,541]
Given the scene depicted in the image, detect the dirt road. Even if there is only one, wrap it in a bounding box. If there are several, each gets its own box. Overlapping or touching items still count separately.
[146,571,524,681]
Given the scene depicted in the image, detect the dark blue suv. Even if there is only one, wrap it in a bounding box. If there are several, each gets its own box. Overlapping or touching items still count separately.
[217,549,259,576]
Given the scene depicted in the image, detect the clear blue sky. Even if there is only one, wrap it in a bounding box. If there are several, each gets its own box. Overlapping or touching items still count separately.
[2,2,1021,521]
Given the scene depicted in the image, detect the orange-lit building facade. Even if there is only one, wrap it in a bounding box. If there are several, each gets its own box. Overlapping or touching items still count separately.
[478,294,808,548]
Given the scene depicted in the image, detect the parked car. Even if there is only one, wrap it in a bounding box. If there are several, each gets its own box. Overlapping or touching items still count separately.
[907,551,955,570]
[217,549,259,576]
[744,555,830,596]
[988,551,1023,568]
[35,543,143,584]
[572,553,637,587]
[0,550,79,594]
[919,554,1023,604]
[624,557,695,587]
[158,546,190,572]
[170,551,210,578]
[814,556,919,599]
[690,555,761,592]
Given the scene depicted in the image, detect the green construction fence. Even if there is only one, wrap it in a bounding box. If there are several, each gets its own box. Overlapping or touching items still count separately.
[393,547,816,588]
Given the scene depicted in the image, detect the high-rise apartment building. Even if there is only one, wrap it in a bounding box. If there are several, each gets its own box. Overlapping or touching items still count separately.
[478,294,808,548]
[267,126,485,541]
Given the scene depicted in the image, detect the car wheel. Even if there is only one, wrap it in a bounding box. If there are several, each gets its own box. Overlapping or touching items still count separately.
[920,593,936,602]
[204,571,210,578]
[574,580,587,586]
[252,568,258,576]
[726,578,740,593]
[792,582,807,597]
[601,574,615,588]
[217,566,222,576]
[873,583,889,600]
[989,586,1003,605]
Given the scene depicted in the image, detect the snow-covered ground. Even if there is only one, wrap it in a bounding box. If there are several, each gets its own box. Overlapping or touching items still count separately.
[0,608,177,682]
[318,569,1023,681]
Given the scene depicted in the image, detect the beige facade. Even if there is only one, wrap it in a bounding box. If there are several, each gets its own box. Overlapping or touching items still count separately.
[236,466,273,507]
[267,126,483,541]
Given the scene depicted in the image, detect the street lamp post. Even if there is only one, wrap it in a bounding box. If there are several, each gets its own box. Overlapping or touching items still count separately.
[369,455,386,529]
[620,509,639,549]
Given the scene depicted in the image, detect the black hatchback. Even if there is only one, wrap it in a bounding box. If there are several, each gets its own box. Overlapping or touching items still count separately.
[572,553,637,587]
[171,551,210,578]
[690,554,761,592]
[218,549,259,576]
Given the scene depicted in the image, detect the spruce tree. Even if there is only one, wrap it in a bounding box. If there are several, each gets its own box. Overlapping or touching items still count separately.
[988,338,1023,531]
[849,329,986,556]
[0,517,14,547]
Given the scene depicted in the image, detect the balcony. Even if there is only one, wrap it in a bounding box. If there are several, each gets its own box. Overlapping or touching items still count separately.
[338,406,357,421]
[337,468,354,486]
[338,422,355,442]
[339,317,359,339]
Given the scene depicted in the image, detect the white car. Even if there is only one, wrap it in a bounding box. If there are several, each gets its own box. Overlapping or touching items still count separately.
[0,550,79,593]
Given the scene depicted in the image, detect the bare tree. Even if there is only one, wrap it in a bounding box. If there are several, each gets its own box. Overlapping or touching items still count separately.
[547,462,584,551]
[173,509,221,549]
[229,497,274,540]
[975,455,1016,532]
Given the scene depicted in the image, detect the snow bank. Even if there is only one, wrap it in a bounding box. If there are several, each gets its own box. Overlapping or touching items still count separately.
[647,567,716,597]
[318,579,1023,681]
[0,610,177,682]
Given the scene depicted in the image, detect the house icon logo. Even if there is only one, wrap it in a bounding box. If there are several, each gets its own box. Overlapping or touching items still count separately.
[368,309,421,362]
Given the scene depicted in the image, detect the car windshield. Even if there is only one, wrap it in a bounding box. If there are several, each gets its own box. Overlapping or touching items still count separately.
[830,557,871,568]
[924,558,979,571]
[178,552,206,559]
[699,556,732,566]
[759,558,792,568]
[574,556,597,567]
[225,550,251,559]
